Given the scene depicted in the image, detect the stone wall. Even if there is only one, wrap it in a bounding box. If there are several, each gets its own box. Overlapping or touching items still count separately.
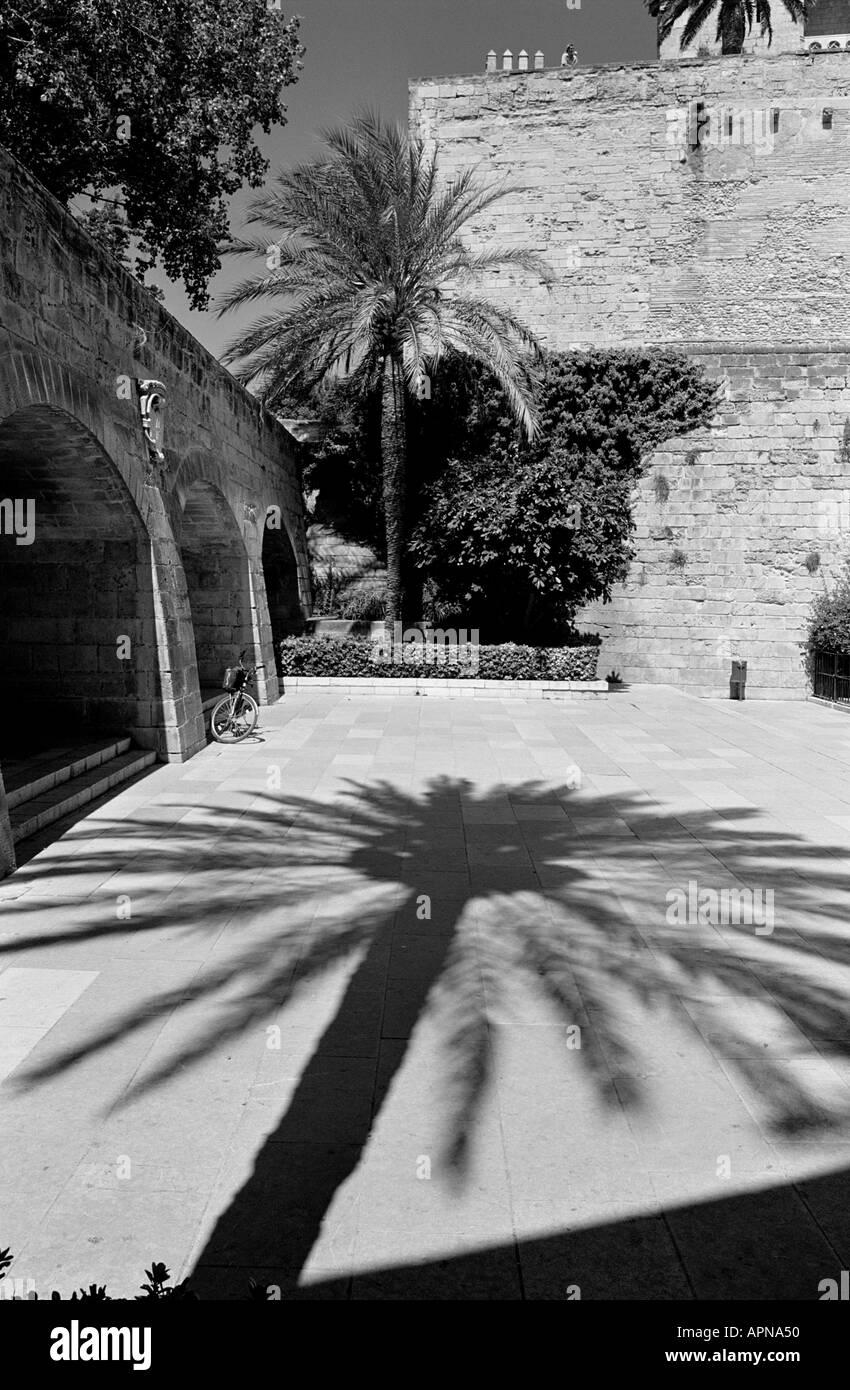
[581,346,850,698]
[0,143,312,875]
[410,51,850,347]
[409,52,850,699]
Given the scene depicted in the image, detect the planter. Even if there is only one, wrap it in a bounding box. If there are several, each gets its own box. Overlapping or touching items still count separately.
[280,634,602,683]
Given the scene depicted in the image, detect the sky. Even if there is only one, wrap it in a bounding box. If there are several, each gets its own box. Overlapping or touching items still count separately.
[159,0,658,358]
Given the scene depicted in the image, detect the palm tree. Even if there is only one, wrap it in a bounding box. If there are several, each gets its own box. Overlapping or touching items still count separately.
[217,112,552,627]
[647,0,809,53]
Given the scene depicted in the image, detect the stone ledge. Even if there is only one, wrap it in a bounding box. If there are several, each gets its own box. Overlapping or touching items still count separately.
[278,677,608,699]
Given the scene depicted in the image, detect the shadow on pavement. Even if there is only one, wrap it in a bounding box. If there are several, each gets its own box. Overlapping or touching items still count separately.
[5,774,850,1297]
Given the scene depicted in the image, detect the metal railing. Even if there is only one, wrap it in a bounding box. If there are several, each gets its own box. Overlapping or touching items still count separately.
[812,649,850,704]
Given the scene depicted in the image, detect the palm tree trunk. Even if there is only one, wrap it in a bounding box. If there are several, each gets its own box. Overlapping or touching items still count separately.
[381,351,407,629]
[721,7,746,53]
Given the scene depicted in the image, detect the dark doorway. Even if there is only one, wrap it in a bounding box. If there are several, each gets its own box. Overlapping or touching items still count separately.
[0,406,160,755]
[262,520,302,650]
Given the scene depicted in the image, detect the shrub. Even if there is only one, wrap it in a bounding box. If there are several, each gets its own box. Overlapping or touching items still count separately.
[804,559,850,678]
[310,559,357,616]
[409,350,717,642]
[279,635,601,682]
[338,582,386,621]
[0,1247,278,1300]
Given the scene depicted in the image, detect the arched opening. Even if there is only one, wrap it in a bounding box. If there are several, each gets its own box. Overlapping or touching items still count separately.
[177,483,254,698]
[262,520,303,651]
[0,406,159,754]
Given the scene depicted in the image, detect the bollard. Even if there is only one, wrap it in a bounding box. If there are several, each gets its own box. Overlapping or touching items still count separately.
[730,659,748,700]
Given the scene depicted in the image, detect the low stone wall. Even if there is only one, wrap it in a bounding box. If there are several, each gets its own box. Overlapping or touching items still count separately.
[281,677,608,699]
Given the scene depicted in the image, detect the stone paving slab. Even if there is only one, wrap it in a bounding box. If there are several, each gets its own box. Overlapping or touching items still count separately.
[2,686,850,1299]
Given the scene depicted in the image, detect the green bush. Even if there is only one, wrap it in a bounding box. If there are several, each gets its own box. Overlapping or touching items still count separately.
[804,560,850,679]
[279,635,601,682]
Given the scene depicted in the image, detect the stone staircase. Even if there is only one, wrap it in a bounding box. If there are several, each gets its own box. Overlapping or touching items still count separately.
[3,737,156,845]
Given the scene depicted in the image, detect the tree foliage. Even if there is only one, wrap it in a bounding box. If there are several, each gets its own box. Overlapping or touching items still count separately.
[219,112,551,622]
[409,351,718,642]
[296,350,718,643]
[0,1,303,307]
[805,559,850,673]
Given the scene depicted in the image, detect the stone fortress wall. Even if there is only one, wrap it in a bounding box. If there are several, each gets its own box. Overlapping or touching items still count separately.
[410,34,850,698]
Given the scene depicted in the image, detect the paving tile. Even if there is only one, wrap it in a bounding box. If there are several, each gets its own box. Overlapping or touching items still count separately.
[6,687,850,1298]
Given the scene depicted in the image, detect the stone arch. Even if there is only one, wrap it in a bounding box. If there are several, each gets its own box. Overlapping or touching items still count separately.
[174,479,256,696]
[0,350,205,766]
[0,402,159,748]
[0,349,147,515]
[262,515,303,649]
[171,451,288,703]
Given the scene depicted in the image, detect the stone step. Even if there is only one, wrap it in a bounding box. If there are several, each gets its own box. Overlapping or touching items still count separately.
[4,737,133,810]
[9,748,157,844]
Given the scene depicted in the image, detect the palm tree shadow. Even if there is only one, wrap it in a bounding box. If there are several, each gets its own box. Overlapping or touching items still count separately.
[8,774,850,1296]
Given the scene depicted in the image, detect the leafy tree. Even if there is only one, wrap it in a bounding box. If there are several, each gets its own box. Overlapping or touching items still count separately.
[293,355,508,563]
[646,0,808,53]
[218,112,552,626]
[76,204,131,265]
[0,1,303,307]
[74,203,165,301]
[409,351,718,642]
[291,379,386,558]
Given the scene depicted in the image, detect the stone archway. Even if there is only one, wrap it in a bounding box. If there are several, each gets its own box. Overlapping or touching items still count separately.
[176,481,256,697]
[262,519,303,651]
[0,404,161,750]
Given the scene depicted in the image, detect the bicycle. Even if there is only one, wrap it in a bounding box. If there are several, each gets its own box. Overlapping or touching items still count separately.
[210,651,263,744]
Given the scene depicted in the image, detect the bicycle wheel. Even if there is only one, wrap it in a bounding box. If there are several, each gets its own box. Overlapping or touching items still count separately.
[210,692,259,743]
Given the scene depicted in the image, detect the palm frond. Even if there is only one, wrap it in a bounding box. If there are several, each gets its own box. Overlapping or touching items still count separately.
[652,0,811,50]
[219,112,552,436]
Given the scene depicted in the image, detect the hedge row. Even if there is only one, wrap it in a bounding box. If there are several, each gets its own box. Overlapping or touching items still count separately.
[279,635,601,682]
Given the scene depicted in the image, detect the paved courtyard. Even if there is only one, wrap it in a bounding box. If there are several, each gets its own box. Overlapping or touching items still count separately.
[3,686,850,1299]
